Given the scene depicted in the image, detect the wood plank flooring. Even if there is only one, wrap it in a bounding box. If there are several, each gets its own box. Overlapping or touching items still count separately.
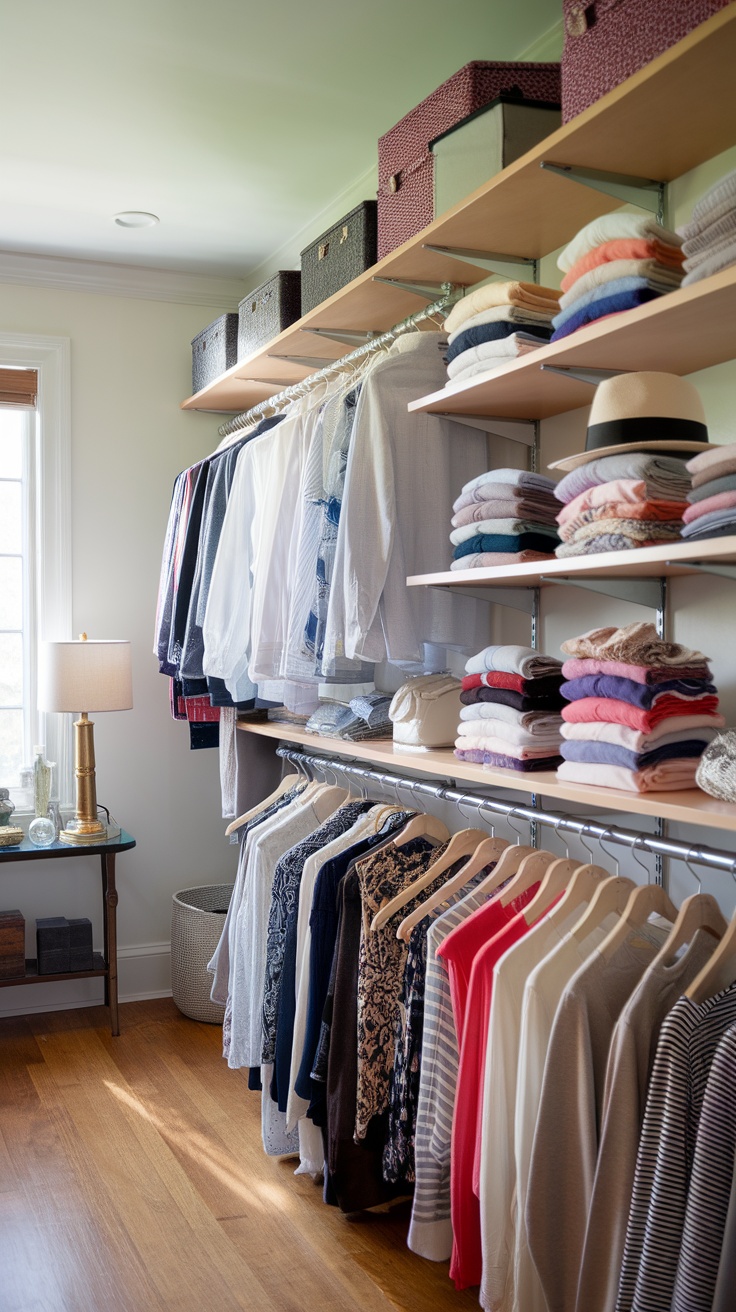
[0,1000,477,1312]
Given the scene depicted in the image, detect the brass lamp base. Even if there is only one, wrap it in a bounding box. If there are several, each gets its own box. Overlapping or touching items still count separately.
[59,818,108,845]
[62,711,108,845]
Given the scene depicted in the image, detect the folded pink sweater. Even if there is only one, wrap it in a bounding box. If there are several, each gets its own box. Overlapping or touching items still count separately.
[557,481,688,522]
[561,658,711,685]
[557,758,700,793]
[682,488,736,524]
[454,734,555,761]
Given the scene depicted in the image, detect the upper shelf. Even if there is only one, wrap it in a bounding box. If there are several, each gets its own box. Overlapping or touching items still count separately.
[183,7,736,414]
[407,537,736,592]
[407,267,736,421]
[236,721,736,834]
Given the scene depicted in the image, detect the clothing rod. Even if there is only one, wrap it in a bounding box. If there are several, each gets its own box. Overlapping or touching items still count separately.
[217,287,463,439]
[275,746,736,876]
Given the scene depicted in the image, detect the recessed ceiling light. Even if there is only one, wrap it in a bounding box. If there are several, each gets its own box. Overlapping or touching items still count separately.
[113,211,160,228]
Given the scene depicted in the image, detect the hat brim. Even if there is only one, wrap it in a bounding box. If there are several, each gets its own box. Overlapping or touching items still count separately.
[548,440,714,474]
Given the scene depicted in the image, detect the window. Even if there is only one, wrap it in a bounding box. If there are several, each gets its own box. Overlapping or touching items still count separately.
[0,337,72,809]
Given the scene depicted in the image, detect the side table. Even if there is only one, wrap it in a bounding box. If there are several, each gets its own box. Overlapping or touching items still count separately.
[0,830,136,1036]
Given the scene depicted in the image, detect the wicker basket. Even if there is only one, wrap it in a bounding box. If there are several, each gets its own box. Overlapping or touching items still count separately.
[171,883,232,1024]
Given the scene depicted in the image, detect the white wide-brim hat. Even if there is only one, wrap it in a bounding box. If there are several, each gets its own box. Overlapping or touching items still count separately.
[549,371,713,473]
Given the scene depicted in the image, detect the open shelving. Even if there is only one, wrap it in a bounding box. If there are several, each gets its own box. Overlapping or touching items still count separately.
[182,7,736,414]
[236,721,736,834]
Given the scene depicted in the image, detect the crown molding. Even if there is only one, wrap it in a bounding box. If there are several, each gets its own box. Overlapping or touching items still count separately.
[0,249,247,308]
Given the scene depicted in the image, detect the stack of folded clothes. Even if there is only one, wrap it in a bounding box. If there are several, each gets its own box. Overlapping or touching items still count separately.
[678,167,736,287]
[552,450,691,557]
[305,693,393,741]
[551,213,684,342]
[681,442,736,541]
[442,281,561,384]
[556,623,724,793]
[455,644,565,772]
[451,467,560,569]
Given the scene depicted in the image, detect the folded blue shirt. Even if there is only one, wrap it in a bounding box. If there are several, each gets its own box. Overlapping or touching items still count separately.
[561,673,717,708]
[445,319,552,364]
[551,286,661,342]
[561,738,708,770]
[453,531,558,559]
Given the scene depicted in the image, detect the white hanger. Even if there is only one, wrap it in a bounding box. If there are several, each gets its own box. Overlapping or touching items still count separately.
[224,772,302,836]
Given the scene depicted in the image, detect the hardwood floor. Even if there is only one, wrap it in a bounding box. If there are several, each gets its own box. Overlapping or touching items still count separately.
[0,1000,477,1312]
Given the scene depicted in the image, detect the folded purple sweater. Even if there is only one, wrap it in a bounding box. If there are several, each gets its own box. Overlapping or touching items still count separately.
[561,673,717,709]
[560,738,707,770]
[454,748,562,772]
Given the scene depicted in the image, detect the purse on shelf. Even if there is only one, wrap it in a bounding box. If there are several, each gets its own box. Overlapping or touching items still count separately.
[696,731,736,802]
[389,673,463,750]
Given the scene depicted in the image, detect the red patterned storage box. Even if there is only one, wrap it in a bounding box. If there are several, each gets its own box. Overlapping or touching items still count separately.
[377,61,561,260]
[561,0,730,122]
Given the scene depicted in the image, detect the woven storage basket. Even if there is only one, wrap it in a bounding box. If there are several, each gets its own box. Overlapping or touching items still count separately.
[696,732,736,802]
[171,883,232,1024]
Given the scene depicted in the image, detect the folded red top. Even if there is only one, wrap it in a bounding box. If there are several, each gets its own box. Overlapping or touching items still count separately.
[561,694,721,734]
[462,672,526,693]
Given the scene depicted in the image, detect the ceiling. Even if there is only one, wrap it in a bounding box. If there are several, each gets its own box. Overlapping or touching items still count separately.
[0,0,559,279]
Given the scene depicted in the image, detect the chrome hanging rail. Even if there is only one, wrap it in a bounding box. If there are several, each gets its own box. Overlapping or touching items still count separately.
[275,746,736,876]
[216,287,464,440]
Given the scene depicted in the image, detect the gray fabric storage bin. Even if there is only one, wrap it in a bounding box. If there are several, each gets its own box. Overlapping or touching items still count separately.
[171,883,232,1024]
[238,271,301,359]
[431,96,561,217]
[300,200,377,313]
[191,314,238,395]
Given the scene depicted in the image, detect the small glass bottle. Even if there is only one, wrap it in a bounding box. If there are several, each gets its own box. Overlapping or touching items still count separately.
[29,746,56,847]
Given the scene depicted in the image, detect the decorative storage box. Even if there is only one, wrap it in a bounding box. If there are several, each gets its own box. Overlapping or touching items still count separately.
[377,61,561,259]
[431,96,561,218]
[68,917,94,972]
[300,201,377,314]
[237,270,301,359]
[36,916,70,975]
[191,313,238,395]
[0,909,25,981]
[561,0,729,122]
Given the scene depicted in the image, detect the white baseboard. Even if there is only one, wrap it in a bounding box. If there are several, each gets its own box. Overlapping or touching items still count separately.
[0,941,173,1018]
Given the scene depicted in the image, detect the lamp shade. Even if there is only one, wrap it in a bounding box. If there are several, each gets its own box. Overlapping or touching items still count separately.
[38,640,133,713]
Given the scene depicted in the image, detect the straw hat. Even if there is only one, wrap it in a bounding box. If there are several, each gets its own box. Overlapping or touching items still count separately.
[548,372,713,472]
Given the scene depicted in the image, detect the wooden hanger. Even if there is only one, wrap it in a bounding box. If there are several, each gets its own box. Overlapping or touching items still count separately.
[498,849,559,907]
[395,832,510,941]
[523,857,590,925]
[311,784,349,823]
[687,907,736,1003]
[224,773,303,836]
[392,812,450,848]
[470,842,538,900]
[571,875,637,944]
[531,862,612,929]
[598,882,679,961]
[369,823,477,932]
[649,892,726,970]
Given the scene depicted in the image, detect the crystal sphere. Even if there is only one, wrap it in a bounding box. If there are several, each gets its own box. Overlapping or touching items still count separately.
[29,816,56,847]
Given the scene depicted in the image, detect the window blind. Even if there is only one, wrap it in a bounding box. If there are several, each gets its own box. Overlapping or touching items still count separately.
[0,368,38,407]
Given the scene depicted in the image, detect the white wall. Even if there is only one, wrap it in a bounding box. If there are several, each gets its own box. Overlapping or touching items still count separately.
[0,278,248,1014]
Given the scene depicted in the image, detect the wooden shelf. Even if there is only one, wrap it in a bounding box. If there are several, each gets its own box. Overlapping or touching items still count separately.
[0,953,107,989]
[407,269,736,421]
[407,537,736,591]
[237,721,736,834]
[182,8,736,413]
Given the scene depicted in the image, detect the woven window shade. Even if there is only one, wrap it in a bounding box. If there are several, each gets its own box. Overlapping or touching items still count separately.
[0,368,37,407]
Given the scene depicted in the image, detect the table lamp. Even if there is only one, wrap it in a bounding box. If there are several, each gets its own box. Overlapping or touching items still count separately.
[38,634,133,844]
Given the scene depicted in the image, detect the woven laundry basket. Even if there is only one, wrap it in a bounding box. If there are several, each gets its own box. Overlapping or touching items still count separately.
[171,883,232,1024]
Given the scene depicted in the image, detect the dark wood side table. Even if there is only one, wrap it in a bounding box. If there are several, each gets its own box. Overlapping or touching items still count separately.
[0,830,136,1036]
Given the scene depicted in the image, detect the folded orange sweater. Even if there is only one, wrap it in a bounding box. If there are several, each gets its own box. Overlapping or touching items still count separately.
[560,238,685,293]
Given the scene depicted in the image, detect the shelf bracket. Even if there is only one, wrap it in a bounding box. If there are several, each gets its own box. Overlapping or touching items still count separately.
[671,561,736,582]
[372,277,461,302]
[540,161,666,222]
[540,365,629,386]
[304,328,382,346]
[435,584,535,614]
[267,354,332,369]
[433,414,536,446]
[541,575,665,610]
[422,244,538,281]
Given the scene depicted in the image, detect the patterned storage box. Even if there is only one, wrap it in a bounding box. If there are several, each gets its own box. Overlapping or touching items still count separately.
[238,271,301,359]
[377,61,561,259]
[191,313,238,395]
[561,0,730,122]
[300,201,377,314]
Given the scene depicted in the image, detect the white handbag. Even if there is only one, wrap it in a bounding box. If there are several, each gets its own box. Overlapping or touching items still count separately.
[389,673,463,749]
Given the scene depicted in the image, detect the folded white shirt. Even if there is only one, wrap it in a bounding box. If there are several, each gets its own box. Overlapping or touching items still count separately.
[465,644,562,679]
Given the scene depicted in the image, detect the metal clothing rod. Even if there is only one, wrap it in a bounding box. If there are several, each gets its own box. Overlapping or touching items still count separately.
[216,289,465,440]
[276,746,736,876]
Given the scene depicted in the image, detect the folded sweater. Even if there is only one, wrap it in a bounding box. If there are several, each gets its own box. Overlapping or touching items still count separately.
[554,454,691,506]
[452,497,559,528]
[444,281,561,333]
[551,286,660,342]
[558,502,688,542]
[678,168,736,238]
[558,479,689,519]
[681,506,736,538]
[462,672,564,696]
[450,551,555,570]
[460,687,565,713]
[561,674,716,709]
[455,532,558,559]
[560,238,684,292]
[687,472,736,504]
[561,622,707,666]
[451,518,559,546]
[559,259,682,310]
[687,443,736,486]
[458,702,562,730]
[556,758,700,792]
[560,717,724,752]
[455,748,561,773]
[465,645,563,679]
[557,214,681,273]
[683,489,736,524]
[561,658,711,686]
[459,467,557,500]
[446,334,546,380]
[560,738,707,770]
[561,695,721,733]
[445,320,552,363]
[454,733,558,761]
[447,304,557,344]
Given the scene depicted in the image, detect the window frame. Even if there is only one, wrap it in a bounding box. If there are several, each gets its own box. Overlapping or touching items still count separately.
[0,333,72,809]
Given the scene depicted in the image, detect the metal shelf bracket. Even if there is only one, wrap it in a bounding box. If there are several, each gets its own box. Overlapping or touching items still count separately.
[304,328,381,347]
[422,244,538,281]
[372,277,461,302]
[541,574,665,611]
[541,365,630,386]
[435,584,535,614]
[433,414,536,445]
[267,354,332,369]
[672,561,736,582]
[540,161,666,222]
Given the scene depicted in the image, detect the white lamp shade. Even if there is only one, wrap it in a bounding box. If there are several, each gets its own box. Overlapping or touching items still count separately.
[39,640,133,713]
